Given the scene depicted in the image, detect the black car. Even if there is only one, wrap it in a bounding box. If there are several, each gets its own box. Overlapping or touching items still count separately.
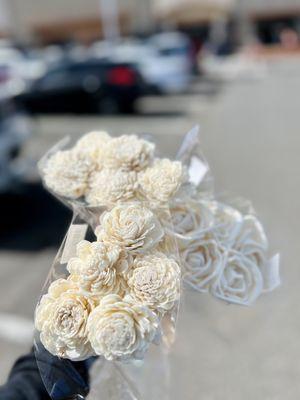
[14,59,146,114]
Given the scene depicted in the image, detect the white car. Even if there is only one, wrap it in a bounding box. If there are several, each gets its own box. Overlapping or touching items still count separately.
[0,47,46,99]
[147,32,193,93]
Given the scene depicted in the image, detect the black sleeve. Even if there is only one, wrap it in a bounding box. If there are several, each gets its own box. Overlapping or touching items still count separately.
[0,351,50,400]
[0,348,91,400]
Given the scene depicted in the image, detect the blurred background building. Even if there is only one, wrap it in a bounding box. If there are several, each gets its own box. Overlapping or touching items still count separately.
[0,0,300,46]
[0,0,154,43]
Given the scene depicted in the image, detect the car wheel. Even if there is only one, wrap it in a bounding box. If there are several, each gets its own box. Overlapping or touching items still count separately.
[97,97,120,114]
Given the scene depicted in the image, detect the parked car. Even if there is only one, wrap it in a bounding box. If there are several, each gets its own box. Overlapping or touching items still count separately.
[0,99,31,192]
[0,46,45,82]
[91,34,193,94]
[14,59,146,114]
[0,45,46,100]
[147,32,194,93]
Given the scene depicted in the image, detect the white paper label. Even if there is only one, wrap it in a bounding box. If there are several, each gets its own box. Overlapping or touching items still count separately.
[189,156,209,186]
[262,253,281,292]
[60,224,88,264]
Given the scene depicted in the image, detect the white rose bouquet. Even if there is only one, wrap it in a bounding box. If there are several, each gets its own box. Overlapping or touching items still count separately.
[172,127,280,306]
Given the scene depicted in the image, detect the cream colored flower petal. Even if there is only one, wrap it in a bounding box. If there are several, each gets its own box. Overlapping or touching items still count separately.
[75,131,111,167]
[86,169,138,206]
[169,199,214,240]
[104,135,155,171]
[35,279,97,360]
[76,240,93,260]
[125,252,180,312]
[35,295,54,332]
[47,278,78,298]
[97,204,164,253]
[182,237,224,292]
[205,201,243,249]
[210,254,263,306]
[138,159,186,204]
[43,149,94,199]
[87,294,158,361]
[233,215,268,266]
[67,240,127,296]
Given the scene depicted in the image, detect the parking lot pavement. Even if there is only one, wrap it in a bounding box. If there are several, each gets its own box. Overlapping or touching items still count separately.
[1,61,300,399]
[0,250,56,383]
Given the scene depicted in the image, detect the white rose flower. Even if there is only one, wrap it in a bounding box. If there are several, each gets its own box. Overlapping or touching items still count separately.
[86,169,138,206]
[233,215,268,267]
[96,204,164,253]
[182,238,224,292]
[87,294,159,360]
[197,202,267,303]
[125,252,180,312]
[209,202,243,247]
[208,202,269,267]
[67,240,129,296]
[43,149,94,199]
[104,135,155,171]
[138,159,187,204]
[170,200,214,240]
[210,254,263,306]
[75,131,111,166]
[35,279,97,360]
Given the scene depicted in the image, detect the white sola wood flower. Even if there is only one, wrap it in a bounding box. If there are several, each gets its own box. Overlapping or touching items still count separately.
[170,200,214,239]
[233,214,268,268]
[75,131,111,167]
[104,135,155,171]
[209,203,267,305]
[87,294,159,361]
[86,169,138,206]
[178,201,268,304]
[210,253,263,306]
[35,279,97,360]
[219,214,268,301]
[96,204,164,253]
[138,159,187,204]
[182,238,223,292]
[43,149,94,199]
[67,240,129,296]
[125,252,181,312]
[208,202,243,247]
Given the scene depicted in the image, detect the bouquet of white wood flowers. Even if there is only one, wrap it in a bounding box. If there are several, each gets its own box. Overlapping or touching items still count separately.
[34,127,280,399]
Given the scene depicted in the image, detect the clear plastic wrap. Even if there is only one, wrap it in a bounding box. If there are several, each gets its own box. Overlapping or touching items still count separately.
[176,125,214,198]
[34,203,181,398]
[172,127,280,305]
